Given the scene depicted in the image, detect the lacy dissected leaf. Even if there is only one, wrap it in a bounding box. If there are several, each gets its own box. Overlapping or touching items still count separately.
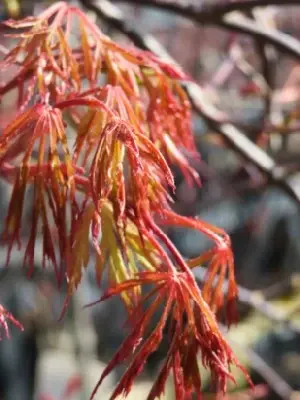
[72,83,199,182]
[73,112,174,220]
[68,200,160,308]
[0,305,24,339]
[2,17,40,29]
[0,4,244,399]
[89,271,249,400]
[1,4,199,174]
[160,209,238,323]
[1,105,75,284]
[68,202,95,292]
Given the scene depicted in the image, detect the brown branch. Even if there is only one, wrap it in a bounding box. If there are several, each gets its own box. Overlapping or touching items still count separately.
[204,40,268,97]
[249,8,277,143]
[111,0,300,60]
[220,14,300,60]
[230,43,268,93]
[113,0,300,21]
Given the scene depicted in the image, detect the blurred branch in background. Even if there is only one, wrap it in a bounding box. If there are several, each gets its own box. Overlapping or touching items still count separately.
[112,0,300,20]
[112,0,300,59]
[223,329,294,400]
[79,0,300,208]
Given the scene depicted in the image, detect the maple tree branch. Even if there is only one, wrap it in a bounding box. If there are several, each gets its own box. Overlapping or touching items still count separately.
[113,0,300,21]
[248,7,277,140]
[80,0,300,209]
[112,0,300,60]
[219,15,300,60]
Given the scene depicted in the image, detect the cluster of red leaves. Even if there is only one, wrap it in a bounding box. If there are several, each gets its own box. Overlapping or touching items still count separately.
[88,271,247,400]
[0,2,250,399]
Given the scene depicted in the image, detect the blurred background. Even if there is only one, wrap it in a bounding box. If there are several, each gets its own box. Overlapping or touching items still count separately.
[1,0,300,399]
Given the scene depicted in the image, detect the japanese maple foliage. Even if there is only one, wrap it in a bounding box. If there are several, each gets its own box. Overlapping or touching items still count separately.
[0,2,250,399]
